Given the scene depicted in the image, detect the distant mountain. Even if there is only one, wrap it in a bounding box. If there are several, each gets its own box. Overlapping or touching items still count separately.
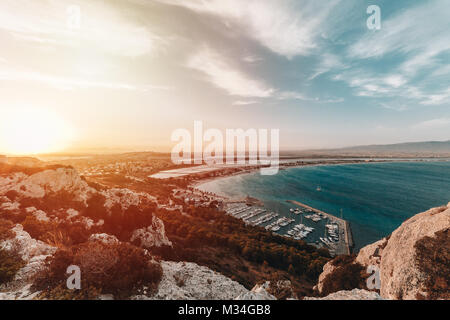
[285,140,450,158]
[335,140,450,154]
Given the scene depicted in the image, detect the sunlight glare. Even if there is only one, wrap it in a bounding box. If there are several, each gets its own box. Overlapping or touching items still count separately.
[0,106,75,155]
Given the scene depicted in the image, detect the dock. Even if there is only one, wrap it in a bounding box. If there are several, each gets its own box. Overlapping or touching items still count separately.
[287,200,353,255]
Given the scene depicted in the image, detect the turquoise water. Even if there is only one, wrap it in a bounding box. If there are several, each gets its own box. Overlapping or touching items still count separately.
[198,161,450,250]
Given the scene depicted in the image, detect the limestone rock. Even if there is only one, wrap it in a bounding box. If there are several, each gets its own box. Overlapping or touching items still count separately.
[102,188,156,211]
[89,233,119,245]
[135,261,248,300]
[315,260,337,294]
[379,203,449,299]
[131,216,172,248]
[0,224,56,262]
[304,289,382,300]
[315,203,450,300]
[0,168,94,202]
[235,281,276,300]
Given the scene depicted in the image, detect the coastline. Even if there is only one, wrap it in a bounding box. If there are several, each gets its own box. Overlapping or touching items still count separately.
[191,157,447,193]
[190,158,450,254]
[189,159,373,255]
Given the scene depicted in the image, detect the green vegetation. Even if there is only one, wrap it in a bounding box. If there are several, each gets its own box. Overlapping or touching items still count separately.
[151,205,331,297]
[0,218,14,241]
[34,242,162,299]
[0,160,331,299]
[0,249,26,285]
[0,163,72,176]
[414,228,449,300]
[319,254,367,296]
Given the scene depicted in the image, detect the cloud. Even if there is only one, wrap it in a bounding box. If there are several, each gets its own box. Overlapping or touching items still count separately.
[413,118,450,129]
[339,0,450,107]
[309,53,347,80]
[334,71,399,98]
[0,65,170,92]
[232,100,257,106]
[333,69,450,106]
[348,0,450,78]
[278,91,343,103]
[0,0,161,57]
[186,47,345,103]
[419,88,450,106]
[383,75,406,88]
[242,55,263,64]
[187,47,274,98]
[349,1,450,57]
[156,0,340,58]
[379,103,408,112]
[278,91,311,101]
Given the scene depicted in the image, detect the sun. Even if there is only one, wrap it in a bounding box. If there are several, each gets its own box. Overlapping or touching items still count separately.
[0,106,75,155]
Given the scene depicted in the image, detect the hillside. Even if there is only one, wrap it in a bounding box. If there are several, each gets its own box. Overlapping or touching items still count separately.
[0,160,329,300]
[285,140,450,158]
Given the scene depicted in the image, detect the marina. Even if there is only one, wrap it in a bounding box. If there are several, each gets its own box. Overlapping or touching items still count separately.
[287,200,353,255]
[223,199,353,256]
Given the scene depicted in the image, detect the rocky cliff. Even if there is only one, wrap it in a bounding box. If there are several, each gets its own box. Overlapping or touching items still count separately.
[315,203,450,300]
[0,163,277,301]
[0,165,171,299]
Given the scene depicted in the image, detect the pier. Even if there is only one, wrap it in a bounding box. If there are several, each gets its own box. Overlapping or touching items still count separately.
[287,200,353,255]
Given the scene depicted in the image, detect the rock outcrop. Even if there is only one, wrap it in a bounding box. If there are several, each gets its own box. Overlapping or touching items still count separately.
[0,224,56,294]
[305,289,382,300]
[315,259,338,294]
[0,168,94,202]
[367,203,449,299]
[235,282,277,300]
[131,216,172,248]
[134,261,249,300]
[102,188,156,211]
[89,233,120,245]
[0,165,173,300]
[316,203,450,300]
[0,225,56,262]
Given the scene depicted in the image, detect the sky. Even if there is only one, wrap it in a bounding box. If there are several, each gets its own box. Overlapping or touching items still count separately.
[0,0,449,154]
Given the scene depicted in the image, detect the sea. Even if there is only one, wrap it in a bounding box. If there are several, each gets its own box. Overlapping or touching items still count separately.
[197,160,450,251]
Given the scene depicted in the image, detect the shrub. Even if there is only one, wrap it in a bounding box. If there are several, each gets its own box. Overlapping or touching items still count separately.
[86,181,107,192]
[0,249,26,285]
[35,242,163,299]
[38,284,102,300]
[320,262,365,296]
[84,193,108,221]
[41,230,73,248]
[267,281,294,300]
[22,215,90,247]
[22,216,55,241]
[19,191,85,214]
[414,228,449,300]
[0,218,14,241]
[5,190,19,201]
[331,254,357,267]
